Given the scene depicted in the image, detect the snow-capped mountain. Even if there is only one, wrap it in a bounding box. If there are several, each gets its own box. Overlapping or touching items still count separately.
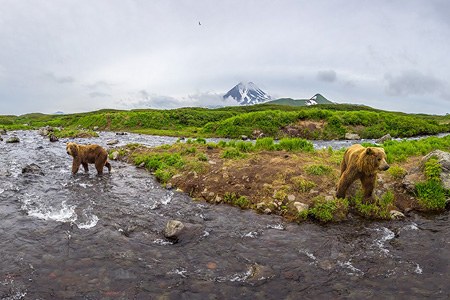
[223,82,271,105]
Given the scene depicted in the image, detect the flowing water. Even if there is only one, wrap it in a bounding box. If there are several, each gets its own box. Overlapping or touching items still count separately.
[0,131,449,299]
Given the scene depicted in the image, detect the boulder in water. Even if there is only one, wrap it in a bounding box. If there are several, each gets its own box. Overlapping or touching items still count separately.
[164,220,185,240]
[106,139,119,146]
[22,163,44,175]
[0,128,6,135]
[49,134,59,142]
[6,136,20,143]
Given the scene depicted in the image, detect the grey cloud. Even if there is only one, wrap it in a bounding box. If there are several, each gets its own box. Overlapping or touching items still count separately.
[89,92,111,98]
[384,71,442,97]
[43,72,75,84]
[133,91,183,109]
[317,70,337,83]
[86,81,115,90]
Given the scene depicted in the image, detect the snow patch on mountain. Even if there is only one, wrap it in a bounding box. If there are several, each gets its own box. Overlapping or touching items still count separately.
[223,82,271,105]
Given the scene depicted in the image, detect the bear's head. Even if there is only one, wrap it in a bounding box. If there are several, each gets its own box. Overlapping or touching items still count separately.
[66,142,78,157]
[366,147,390,171]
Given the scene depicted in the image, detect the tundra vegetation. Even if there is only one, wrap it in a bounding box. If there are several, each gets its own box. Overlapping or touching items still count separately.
[1,104,449,139]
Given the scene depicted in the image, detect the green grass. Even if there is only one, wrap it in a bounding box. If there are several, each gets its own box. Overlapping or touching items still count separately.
[415,156,447,211]
[255,137,276,150]
[277,138,314,152]
[382,135,450,163]
[291,176,316,192]
[388,165,408,179]
[2,103,448,140]
[308,197,349,222]
[132,152,184,184]
[351,191,394,219]
[305,164,334,176]
[223,193,251,209]
[221,148,247,159]
[415,180,447,211]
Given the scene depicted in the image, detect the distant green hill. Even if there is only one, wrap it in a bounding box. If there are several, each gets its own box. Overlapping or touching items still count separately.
[267,94,334,106]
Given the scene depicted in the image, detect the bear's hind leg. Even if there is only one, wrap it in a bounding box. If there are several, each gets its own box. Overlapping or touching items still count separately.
[82,162,89,173]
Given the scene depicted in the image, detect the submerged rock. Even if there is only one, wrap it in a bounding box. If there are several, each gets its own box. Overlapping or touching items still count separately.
[6,136,20,143]
[22,163,44,175]
[116,132,127,135]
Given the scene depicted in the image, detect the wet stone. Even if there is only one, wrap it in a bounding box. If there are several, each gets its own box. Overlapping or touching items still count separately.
[107,139,119,145]
[111,151,120,160]
[345,133,361,140]
[6,136,20,143]
[164,220,185,239]
[22,163,44,176]
[49,134,59,142]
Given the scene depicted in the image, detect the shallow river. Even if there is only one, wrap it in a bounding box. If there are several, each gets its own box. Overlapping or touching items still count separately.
[0,131,448,299]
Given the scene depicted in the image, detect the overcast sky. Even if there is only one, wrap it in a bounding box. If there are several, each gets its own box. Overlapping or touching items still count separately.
[1,0,449,115]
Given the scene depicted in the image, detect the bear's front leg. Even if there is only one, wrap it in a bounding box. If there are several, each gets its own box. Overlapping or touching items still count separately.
[72,160,81,174]
[360,174,376,203]
[82,162,89,173]
[336,170,355,199]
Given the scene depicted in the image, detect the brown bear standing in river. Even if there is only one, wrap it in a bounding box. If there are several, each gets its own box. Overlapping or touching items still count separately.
[66,142,111,175]
[336,144,389,201]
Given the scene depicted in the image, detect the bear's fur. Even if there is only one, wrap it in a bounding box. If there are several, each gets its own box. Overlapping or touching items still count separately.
[336,144,389,201]
[66,142,111,175]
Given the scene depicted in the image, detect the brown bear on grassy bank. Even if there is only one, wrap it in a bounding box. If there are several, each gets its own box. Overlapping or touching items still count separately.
[66,142,111,175]
[336,144,389,201]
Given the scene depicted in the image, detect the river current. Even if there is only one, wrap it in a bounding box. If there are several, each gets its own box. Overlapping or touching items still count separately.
[0,131,448,299]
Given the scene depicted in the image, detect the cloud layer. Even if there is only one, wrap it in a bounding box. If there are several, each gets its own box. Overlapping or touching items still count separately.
[0,0,449,115]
